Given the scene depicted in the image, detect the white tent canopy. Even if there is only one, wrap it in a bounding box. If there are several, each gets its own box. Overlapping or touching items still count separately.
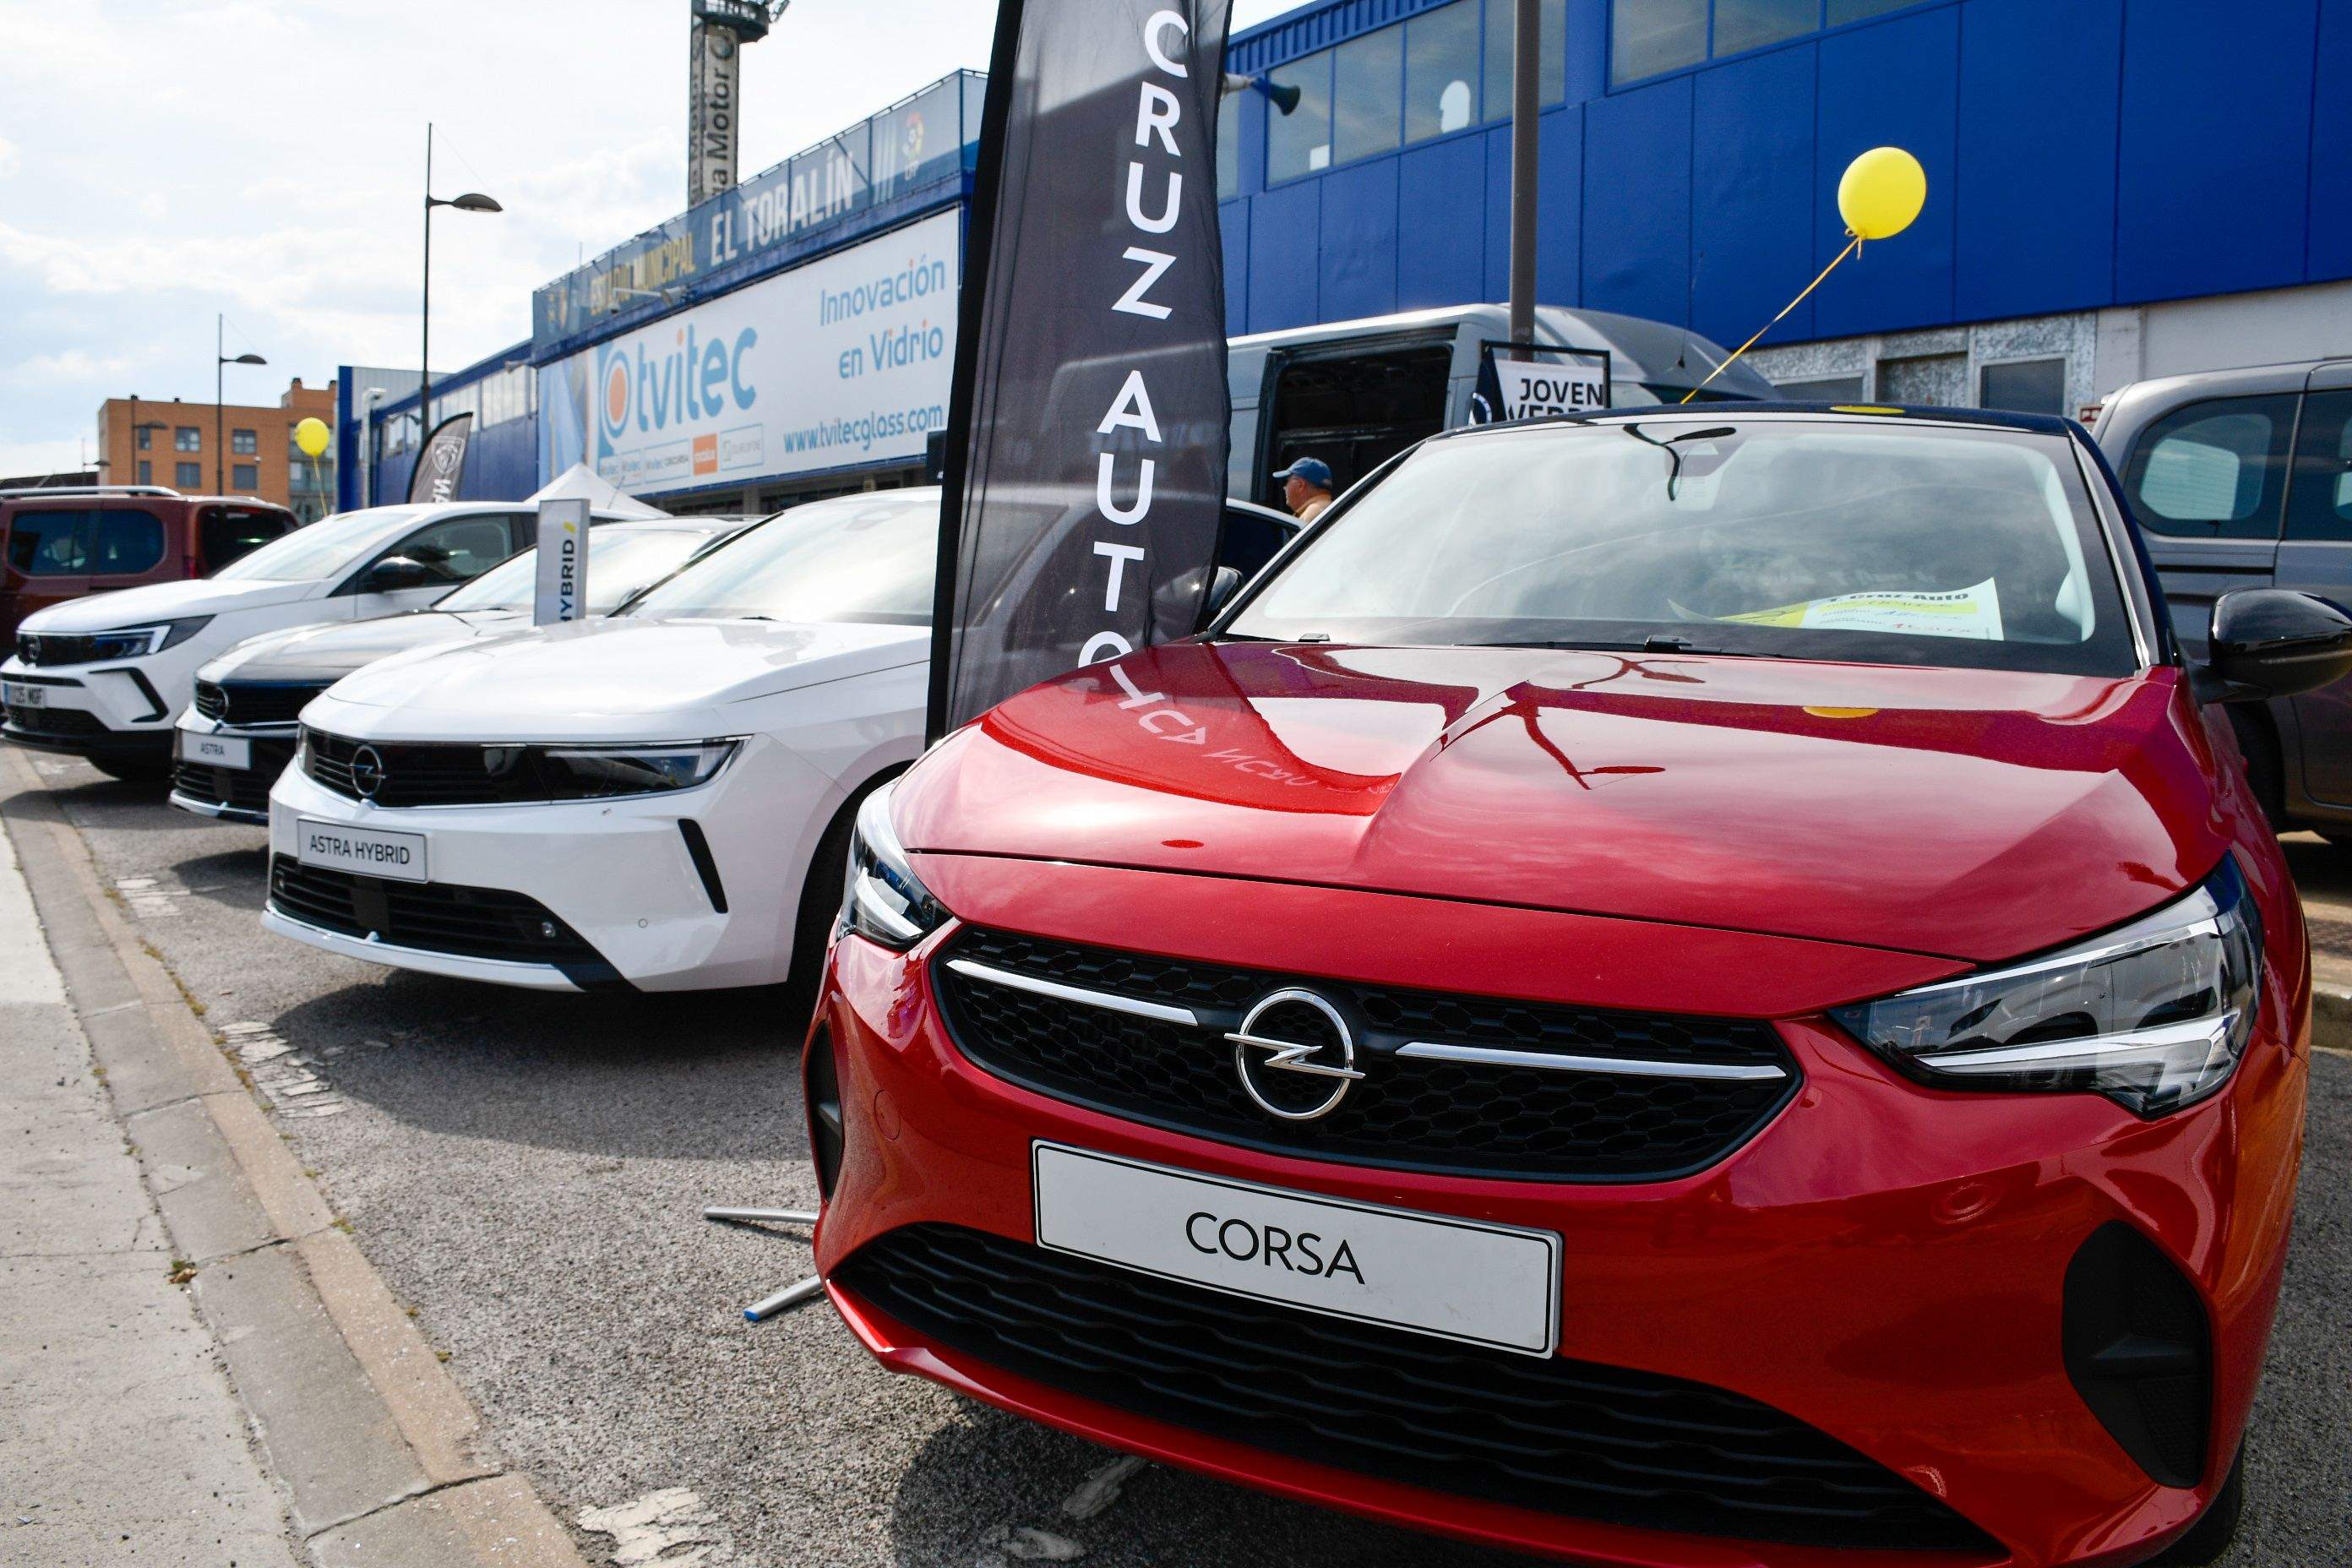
[527,463,666,520]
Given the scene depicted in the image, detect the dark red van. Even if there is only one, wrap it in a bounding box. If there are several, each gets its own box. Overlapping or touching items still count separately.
[0,486,297,643]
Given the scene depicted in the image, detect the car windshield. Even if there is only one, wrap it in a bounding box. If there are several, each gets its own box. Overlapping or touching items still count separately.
[1226,417,2138,676]
[435,528,722,616]
[209,507,429,584]
[620,495,935,624]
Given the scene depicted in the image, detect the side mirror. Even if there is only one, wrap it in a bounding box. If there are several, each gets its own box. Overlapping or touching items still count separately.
[364,556,436,592]
[2197,589,2352,703]
[1199,565,1244,626]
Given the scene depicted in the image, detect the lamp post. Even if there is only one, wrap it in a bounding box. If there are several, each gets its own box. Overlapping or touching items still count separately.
[420,122,503,443]
[215,315,266,493]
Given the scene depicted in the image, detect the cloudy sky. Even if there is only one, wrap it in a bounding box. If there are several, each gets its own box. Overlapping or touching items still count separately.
[0,0,1298,478]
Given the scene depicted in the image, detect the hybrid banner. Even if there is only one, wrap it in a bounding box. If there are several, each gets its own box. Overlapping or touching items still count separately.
[928,0,1234,738]
[534,498,589,625]
[406,413,474,504]
[536,208,960,495]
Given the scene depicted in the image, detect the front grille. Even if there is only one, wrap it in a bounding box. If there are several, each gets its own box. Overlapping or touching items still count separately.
[840,1225,1996,1553]
[173,736,295,815]
[198,680,324,727]
[269,855,606,969]
[932,929,1797,1182]
[4,703,107,740]
[303,728,547,808]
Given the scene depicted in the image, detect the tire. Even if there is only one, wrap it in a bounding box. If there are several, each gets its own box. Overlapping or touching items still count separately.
[781,770,901,1011]
[2148,1444,2246,1567]
[89,754,172,783]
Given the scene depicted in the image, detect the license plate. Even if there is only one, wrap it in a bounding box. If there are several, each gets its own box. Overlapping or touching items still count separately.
[295,819,427,884]
[1032,1142,1561,1357]
[179,731,252,770]
[3,681,44,708]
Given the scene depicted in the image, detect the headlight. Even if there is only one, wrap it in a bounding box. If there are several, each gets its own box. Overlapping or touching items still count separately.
[84,617,213,661]
[839,779,946,949]
[1832,858,2262,1118]
[534,739,739,799]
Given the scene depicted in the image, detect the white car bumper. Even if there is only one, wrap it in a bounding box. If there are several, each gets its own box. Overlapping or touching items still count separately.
[168,710,300,825]
[3,645,210,760]
[263,738,841,992]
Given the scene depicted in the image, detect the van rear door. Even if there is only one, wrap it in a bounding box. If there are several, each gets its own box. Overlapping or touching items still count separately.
[195,504,296,574]
[1252,331,1455,505]
[2273,360,2352,805]
[1,507,94,640]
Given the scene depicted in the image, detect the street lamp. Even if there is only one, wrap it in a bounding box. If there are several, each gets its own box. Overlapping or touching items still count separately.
[420,121,502,437]
[216,315,267,494]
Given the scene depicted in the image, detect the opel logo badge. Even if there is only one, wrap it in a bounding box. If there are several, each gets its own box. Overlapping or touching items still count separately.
[349,745,386,801]
[1227,988,1364,1122]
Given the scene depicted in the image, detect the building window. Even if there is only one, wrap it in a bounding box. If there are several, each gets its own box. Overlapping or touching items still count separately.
[1775,373,1867,403]
[1713,0,1818,55]
[231,427,258,456]
[1332,26,1403,164]
[175,426,200,452]
[1978,359,2066,417]
[1405,0,1482,144]
[176,461,202,488]
[1266,50,1334,182]
[134,426,153,451]
[1483,0,1567,122]
[136,460,152,485]
[1611,0,1708,85]
[1827,0,1914,23]
[1217,108,1240,199]
[232,464,259,492]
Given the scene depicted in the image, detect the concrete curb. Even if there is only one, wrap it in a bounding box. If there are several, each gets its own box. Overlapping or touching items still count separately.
[0,747,592,1568]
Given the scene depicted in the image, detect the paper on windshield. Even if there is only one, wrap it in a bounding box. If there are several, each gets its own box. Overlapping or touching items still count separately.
[1720,578,2006,641]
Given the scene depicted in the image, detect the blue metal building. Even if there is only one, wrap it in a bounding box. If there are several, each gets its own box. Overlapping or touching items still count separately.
[1222,0,2352,412]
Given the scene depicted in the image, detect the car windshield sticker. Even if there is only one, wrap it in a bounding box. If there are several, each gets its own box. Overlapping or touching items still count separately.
[1718,578,2006,641]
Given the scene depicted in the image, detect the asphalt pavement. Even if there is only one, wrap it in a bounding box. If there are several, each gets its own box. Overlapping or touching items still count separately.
[7,748,2348,1568]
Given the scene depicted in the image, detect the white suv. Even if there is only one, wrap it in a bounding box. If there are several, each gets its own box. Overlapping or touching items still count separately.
[2,504,611,781]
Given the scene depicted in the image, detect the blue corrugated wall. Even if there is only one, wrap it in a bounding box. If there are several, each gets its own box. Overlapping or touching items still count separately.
[1222,0,2352,344]
[372,415,539,509]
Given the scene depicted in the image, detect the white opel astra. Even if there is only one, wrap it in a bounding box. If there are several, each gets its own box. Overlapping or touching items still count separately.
[261,490,939,994]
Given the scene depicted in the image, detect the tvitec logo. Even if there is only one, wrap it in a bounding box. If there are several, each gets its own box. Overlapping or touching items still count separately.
[596,323,760,455]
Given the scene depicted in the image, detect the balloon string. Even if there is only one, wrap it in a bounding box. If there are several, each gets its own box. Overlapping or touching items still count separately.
[1680,233,1864,406]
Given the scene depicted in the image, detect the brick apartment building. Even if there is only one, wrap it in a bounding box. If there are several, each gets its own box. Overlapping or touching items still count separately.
[95,378,339,522]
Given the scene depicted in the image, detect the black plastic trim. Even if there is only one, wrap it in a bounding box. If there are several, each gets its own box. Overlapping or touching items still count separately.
[2064,1222,2212,1489]
[678,819,728,913]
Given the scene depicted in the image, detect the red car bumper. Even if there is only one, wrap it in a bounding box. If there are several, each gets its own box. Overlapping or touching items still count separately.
[808,857,2307,1568]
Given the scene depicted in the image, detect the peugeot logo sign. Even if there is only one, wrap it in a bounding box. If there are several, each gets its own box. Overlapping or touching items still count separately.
[1226,988,1364,1122]
[348,744,386,801]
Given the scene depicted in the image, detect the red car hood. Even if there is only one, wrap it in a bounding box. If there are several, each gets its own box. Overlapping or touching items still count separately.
[894,641,2234,964]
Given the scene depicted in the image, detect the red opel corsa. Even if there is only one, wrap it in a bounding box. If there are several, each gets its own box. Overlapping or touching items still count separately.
[807,409,2345,1566]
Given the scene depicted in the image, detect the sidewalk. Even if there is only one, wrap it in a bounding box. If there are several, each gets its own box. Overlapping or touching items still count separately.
[0,746,592,1568]
[0,803,298,1565]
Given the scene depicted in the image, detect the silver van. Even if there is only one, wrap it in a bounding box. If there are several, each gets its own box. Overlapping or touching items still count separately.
[1227,304,1774,504]
[2095,359,2352,836]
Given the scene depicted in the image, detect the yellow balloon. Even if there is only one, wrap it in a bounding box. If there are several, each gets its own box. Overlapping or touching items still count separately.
[293,416,330,458]
[1838,146,1927,241]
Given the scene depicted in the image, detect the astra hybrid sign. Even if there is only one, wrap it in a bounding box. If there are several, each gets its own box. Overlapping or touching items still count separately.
[930,0,1233,738]
[539,209,960,496]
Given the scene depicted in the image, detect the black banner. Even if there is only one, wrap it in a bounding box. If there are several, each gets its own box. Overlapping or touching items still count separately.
[928,0,1234,740]
[406,412,474,505]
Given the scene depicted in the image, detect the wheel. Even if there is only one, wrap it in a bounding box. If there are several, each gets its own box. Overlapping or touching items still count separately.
[2148,1444,2246,1566]
[780,771,901,1011]
[89,754,172,783]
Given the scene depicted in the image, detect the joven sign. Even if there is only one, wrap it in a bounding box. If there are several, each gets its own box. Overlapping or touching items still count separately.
[930,1,1233,736]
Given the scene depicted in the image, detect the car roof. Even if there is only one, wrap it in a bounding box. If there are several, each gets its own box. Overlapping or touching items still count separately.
[1428,401,2083,444]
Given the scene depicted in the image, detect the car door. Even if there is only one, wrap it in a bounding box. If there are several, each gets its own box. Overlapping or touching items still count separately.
[2,508,93,636]
[344,511,525,618]
[2273,361,2352,805]
[2118,390,2299,662]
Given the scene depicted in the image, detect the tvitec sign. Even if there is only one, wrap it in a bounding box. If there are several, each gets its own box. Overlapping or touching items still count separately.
[596,324,760,452]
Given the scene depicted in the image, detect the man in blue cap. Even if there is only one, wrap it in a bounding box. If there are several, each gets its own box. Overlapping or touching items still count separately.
[1271,456,1336,524]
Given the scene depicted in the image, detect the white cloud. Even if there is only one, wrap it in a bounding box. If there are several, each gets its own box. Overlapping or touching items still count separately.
[0,137,19,179]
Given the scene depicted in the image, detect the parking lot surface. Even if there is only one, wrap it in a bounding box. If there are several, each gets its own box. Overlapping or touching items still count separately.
[8,751,2348,1567]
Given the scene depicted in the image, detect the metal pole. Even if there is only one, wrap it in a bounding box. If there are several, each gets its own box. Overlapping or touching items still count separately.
[743,1276,824,1322]
[703,1206,817,1225]
[421,123,433,446]
[1506,0,1541,346]
[215,314,225,494]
